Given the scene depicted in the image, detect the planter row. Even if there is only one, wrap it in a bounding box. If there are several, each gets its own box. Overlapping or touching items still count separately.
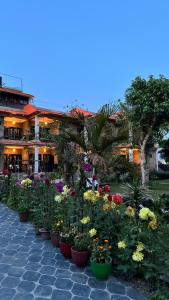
[19,212,112,280]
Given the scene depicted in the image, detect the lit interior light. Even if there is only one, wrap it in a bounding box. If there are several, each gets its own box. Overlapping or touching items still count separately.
[12,148,16,153]
[12,121,16,125]
[45,122,48,125]
[43,148,47,153]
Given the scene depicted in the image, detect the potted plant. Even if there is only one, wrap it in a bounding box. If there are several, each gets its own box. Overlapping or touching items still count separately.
[71,233,90,267]
[59,227,75,259]
[50,220,63,247]
[17,178,32,222]
[90,239,112,279]
[18,200,29,222]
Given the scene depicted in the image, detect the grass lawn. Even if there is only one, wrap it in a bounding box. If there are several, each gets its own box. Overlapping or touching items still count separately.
[111,179,169,199]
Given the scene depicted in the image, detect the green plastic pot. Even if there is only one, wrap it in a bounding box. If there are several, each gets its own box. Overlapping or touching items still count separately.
[90,256,112,280]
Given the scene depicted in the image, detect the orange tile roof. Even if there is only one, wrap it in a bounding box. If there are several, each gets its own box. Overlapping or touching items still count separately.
[0,87,34,98]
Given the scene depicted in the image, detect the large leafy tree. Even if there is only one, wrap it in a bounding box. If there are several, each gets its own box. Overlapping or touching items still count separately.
[122,75,169,185]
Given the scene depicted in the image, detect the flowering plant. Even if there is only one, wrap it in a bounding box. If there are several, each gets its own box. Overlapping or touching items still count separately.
[59,226,76,245]
[52,220,64,234]
[91,239,112,264]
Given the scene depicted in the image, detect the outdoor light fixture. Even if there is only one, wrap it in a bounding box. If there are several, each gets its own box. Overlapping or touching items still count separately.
[12,121,16,125]
[12,148,16,153]
[43,148,47,153]
[45,122,48,125]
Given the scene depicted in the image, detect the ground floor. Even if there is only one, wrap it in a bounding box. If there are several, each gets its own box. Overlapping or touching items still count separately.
[0,145,58,174]
[0,202,147,300]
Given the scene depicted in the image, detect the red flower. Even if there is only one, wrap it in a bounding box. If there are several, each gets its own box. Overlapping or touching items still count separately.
[113,194,123,205]
[104,185,110,193]
[108,195,113,202]
[70,190,76,197]
[98,187,104,196]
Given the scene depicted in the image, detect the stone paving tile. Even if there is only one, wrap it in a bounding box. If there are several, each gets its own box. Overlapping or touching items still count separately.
[0,203,148,300]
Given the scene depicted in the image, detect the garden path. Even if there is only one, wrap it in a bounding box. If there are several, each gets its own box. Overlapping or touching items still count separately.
[0,203,148,300]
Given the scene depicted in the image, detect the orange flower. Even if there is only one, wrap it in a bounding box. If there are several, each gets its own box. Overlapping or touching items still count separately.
[104,239,109,243]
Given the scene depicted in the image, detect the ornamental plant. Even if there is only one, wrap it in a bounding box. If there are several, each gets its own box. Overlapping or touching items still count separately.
[74,232,91,252]
[59,226,76,245]
[52,220,64,234]
[17,178,33,213]
[91,239,112,264]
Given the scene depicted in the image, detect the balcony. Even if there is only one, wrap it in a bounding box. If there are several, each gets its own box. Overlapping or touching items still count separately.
[3,127,54,142]
[4,127,22,140]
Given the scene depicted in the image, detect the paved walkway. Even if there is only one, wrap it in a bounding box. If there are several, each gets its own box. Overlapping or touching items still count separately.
[0,203,148,300]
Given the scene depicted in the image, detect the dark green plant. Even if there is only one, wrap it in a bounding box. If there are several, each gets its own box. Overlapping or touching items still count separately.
[123,179,153,209]
[74,233,90,251]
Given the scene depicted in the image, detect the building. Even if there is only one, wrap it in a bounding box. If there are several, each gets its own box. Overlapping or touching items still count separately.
[0,78,66,174]
[0,77,158,175]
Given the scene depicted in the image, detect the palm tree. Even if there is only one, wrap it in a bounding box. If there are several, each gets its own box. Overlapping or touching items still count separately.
[54,103,128,183]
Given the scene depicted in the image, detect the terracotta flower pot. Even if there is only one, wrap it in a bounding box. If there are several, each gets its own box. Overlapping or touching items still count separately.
[50,232,60,247]
[60,241,72,259]
[39,228,51,240]
[90,257,112,280]
[71,246,89,267]
[19,211,29,222]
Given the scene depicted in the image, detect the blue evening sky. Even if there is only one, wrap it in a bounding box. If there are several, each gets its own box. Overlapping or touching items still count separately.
[0,0,169,112]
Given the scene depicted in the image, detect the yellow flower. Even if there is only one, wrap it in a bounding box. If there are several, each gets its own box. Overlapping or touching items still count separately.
[21,178,32,186]
[118,240,127,249]
[54,195,62,203]
[136,242,144,252]
[62,185,70,195]
[148,220,158,230]
[148,210,156,220]
[89,228,97,237]
[103,194,109,201]
[84,190,93,200]
[132,251,144,262]
[125,206,135,217]
[103,203,110,211]
[139,208,150,220]
[80,216,90,224]
[110,202,117,209]
[84,190,99,203]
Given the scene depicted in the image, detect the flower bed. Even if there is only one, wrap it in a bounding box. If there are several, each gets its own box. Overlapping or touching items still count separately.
[1,174,169,297]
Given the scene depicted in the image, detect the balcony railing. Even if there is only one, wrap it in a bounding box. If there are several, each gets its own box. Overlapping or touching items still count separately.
[2,128,55,142]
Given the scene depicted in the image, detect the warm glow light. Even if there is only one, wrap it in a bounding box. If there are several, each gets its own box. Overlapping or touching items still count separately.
[45,122,48,125]
[12,148,16,153]
[12,121,16,125]
[43,148,47,153]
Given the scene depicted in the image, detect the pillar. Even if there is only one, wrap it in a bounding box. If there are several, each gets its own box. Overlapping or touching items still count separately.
[34,145,39,173]
[129,148,134,162]
[0,117,4,172]
[35,115,39,140]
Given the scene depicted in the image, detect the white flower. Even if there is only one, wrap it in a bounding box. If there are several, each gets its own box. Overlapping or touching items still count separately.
[55,195,62,203]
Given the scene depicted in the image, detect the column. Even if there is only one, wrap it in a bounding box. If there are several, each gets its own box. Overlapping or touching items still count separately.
[35,115,39,140]
[0,145,4,172]
[34,145,39,173]
[129,148,134,162]
[0,117,4,172]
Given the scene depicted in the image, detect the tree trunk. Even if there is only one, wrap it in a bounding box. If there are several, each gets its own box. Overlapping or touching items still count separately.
[140,145,149,186]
